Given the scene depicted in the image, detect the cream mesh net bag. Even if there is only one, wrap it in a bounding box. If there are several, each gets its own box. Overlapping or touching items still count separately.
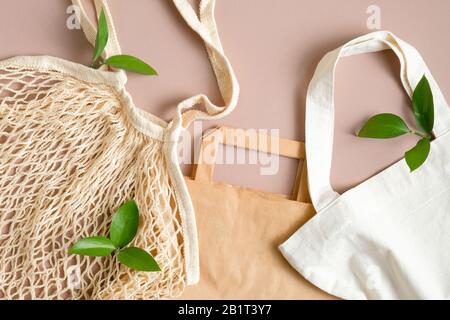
[0,0,239,299]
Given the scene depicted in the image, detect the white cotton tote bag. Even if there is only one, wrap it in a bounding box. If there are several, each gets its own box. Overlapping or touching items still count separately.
[280,31,450,300]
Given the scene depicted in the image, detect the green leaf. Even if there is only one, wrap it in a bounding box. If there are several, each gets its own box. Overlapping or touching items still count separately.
[117,247,161,272]
[68,236,115,257]
[104,55,158,75]
[412,75,434,133]
[109,200,140,248]
[405,137,431,172]
[92,8,109,64]
[357,113,411,139]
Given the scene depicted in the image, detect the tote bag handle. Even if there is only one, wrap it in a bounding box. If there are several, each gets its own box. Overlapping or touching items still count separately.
[192,126,311,203]
[306,31,450,211]
[167,0,240,140]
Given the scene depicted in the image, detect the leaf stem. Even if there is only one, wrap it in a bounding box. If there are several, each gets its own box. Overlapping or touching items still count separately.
[91,59,104,69]
[411,130,430,139]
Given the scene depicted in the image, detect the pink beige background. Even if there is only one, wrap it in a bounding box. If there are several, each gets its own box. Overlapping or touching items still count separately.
[1,0,449,196]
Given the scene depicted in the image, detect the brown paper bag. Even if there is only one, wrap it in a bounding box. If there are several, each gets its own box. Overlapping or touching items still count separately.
[180,127,334,300]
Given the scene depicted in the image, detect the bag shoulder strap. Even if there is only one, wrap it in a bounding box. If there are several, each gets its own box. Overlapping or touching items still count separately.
[167,0,240,139]
[306,31,450,211]
[160,1,239,286]
[72,0,122,58]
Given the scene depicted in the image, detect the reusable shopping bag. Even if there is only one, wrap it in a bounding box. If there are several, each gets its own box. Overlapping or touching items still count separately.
[0,0,239,299]
[280,31,450,300]
[180,127,335,299]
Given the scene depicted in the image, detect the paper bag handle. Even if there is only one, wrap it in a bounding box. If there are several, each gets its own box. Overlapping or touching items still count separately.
[192,127,310,203]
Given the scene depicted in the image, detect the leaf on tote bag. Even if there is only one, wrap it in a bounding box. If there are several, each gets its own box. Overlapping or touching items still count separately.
[104,55,158,75]
[69,236,116,256]
[405,137,431,172]
[118,247,161,272]
[357,113,411,139]
[412,75,434,134]
[92,9,109,64]
[109,200,140,248]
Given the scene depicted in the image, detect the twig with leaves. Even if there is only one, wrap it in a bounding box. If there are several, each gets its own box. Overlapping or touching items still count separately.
[357,75,434,172]
[69,200,161,272]
[92,8,157,75]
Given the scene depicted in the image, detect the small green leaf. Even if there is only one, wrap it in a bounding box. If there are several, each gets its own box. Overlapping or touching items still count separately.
[412,75,434,134]
[69,236,115,256]
[104,55,158,75]
[357,113,411,139]
[118,247,161,272]
[110,200,140,248]
[405,137,431,172]
[92,8,109,64]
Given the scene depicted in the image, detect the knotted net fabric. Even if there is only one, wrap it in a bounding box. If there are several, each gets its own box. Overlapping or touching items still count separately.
[0,64,185,299]
[0,0,239,300]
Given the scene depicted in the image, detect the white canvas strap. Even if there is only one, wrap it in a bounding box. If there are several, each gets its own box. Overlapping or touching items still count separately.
[71,0,122,58]
[162,0,239,286]
[166,0,240,140]
[306,31,450,211]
